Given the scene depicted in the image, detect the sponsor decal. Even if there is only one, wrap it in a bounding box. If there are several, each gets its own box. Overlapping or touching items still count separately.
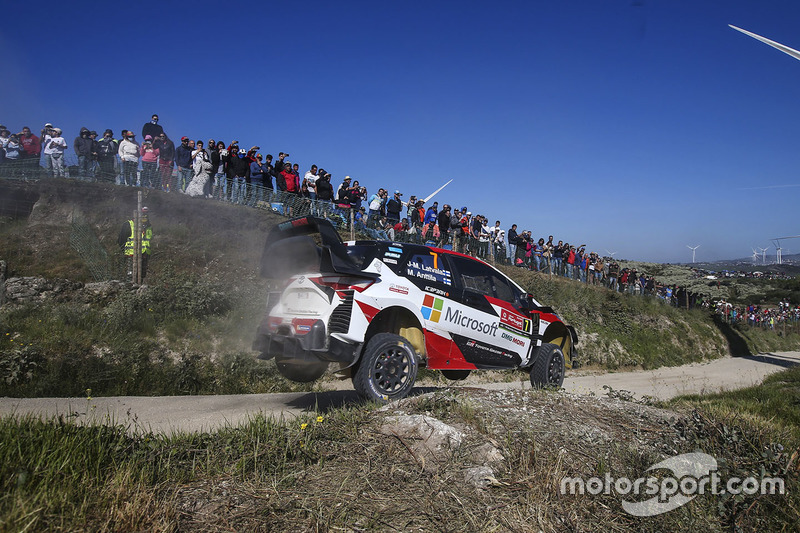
[389,284,409,295]
[424,285,449,297]
[297,275,305,284]
[444,307,499,336]
[499,309,532,335]
[453,333,519,365]
[389,246,403,253]
[501,331,526,347]
[383,257,398,264]
[385,252,402,259]
[421,294,444,322]
[406,259,452,285]
[297,325,311,332]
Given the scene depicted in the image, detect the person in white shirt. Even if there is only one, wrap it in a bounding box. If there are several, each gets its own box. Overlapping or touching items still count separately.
[118,132,140,186]
[43,128,67,177]
[303,164,318,200]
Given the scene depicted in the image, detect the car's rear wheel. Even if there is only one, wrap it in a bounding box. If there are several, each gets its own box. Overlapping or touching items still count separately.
[530,343,565,388]
[275,356,328,383]
[441,369,471,381]
[353,333,418,403]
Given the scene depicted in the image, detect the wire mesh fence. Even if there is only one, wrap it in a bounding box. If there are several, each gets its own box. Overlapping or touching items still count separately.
[68,209,123,282]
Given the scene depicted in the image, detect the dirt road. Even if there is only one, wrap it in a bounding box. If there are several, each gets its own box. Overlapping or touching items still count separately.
[2,352,797,434]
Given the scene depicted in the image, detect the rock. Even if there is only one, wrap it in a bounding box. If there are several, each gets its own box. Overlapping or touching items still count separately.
[463,466,496,488]
[471,442,505,464]
[379,414,465,471]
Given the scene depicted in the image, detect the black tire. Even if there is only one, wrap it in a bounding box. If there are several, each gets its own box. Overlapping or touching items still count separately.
[441,369,471,381]
[353,333,418,403]
[275,356,328,383]
[530,343,565,388]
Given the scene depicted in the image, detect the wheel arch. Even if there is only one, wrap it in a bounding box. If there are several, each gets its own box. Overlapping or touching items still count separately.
[541,321,576,369]
[363,305,427,361]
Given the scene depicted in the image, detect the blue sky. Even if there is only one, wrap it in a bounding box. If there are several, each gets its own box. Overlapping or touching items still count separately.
[3,0,800,263]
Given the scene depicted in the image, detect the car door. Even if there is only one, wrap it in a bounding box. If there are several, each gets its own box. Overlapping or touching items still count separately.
[446,255,529,368]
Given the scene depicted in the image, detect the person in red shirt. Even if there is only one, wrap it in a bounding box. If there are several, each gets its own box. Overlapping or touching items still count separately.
[18,126,41,175]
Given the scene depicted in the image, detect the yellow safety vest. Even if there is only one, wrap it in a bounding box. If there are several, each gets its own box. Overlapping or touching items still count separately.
[124,219,152,256]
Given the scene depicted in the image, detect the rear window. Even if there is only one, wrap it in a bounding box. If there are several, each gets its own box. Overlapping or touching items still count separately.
[343,244,378,270]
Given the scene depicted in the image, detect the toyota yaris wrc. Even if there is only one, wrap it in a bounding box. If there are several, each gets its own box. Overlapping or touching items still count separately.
[253,216,578,403]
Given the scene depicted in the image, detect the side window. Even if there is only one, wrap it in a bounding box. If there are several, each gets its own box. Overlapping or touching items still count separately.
[449,256,517,304]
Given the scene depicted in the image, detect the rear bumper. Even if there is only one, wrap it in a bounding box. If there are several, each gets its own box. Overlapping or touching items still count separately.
[253,320,363,368]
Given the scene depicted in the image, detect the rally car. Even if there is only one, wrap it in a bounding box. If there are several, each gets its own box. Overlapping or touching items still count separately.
[253,216,578,403]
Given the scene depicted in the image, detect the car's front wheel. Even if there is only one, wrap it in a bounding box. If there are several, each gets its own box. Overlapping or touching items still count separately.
[530,343,565,388]
[353,333,418,403]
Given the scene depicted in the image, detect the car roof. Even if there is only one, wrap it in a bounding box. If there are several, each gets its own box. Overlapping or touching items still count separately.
[349,239,529,296]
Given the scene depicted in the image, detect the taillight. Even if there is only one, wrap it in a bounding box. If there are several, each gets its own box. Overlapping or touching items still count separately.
[314,276,375,293]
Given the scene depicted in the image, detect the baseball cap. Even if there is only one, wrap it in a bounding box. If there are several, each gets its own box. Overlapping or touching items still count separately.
[181,136,189,141]
[395,190,402,195]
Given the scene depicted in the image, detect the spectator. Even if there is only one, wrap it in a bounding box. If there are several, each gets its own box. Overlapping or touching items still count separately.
[227,146,250,204]
[552,240,564,276]
[386,190,403,224]
[153,133,175,192]
[19,126,41,175]
[43,127,67,177]
[186,142,212,198]
[304,164,319,200]
[142,114,164,140]
[118,131,140,186]
[273,152,289,193]
[337,176,352,200]
[607,261,619,291]
[140,135,160,188]
[4,135,23,174]
[215,141,229,199]
[249,153,267,206]
[261,153,274,200]
[88,131,99,179]
[315,172,334,214]
[96,129,118,182]
[368,188,386,225]
[175,136,193,192]
[437,204,452,248]
[507,224,518,263]
[73,127,94,179]
[424,202,438,226]
[410,200,425,232]
[493,230,506,261]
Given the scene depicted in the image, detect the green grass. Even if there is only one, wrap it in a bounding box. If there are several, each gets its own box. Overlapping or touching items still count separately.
[0,408,362,532]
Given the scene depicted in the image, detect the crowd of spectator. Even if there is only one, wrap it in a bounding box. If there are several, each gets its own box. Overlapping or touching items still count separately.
[713,299,800,329]
[1,116,797,326]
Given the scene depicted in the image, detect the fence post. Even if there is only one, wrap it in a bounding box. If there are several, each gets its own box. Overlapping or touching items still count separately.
[135,191,142,284]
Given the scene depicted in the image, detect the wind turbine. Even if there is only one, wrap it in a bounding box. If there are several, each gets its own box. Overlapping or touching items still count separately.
[729,25,800,62]
[751,248,759,263]
[687,244,700,263]
[758,247,768,264]
[605,249,617,258]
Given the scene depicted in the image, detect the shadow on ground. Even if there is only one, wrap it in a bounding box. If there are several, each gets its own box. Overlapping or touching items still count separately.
[713,315,752,356]
[736,352,799,369]
[286,386,440,413]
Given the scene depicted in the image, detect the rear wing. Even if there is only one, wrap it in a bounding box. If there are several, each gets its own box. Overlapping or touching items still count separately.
[260,216,378,279]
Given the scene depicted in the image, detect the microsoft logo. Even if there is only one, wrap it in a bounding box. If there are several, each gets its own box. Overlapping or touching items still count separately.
[421,295,444,322]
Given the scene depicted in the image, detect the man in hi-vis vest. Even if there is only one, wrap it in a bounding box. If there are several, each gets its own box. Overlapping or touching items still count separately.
[117,206,153,280]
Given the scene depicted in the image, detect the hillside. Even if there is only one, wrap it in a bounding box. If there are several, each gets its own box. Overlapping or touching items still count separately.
[1,179,800,398]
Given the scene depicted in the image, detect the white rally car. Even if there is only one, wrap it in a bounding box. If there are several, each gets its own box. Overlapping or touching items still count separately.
[253,216,578,403]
